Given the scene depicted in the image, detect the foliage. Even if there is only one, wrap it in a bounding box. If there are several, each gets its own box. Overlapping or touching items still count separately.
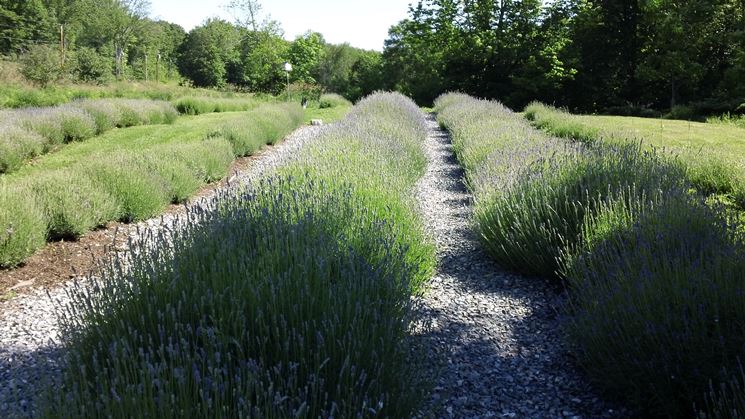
[209,103,304,156]
[383,0,745,112]
[288,31,325,84]
[564,189,745,417]
[438,92,745,417]
[0,183,46,267]
[72,47,114,84]
[0,101,301,267]
[26,169,120,240]
[319,93,351,109]
[177,18,241,88]
[43,92,434,417]
[437,94,683,278]
[173,96,257,115]
[19,45,62,87]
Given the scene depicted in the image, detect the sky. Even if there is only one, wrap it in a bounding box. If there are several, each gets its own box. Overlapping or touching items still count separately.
[149,0,413,51]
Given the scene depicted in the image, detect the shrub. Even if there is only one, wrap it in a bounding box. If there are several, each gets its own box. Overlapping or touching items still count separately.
[173,96,257,115]
[437,94,683,278]
[18,108,66,149]
[319,93,352,108]
[80,154,171,222]
[55,106,97,142]
[524,102,601,144]
[138,153,203,204]
[72,47,113,84]
[563,190,745,417]
[208,103,303,156]
[0,125,45,173]
[700,363,745,419]
[664,104,705,122]
[26,169,120,240]
[19,45,61,87]
[71,99,123,133]
[523,101,745,210]
[0,183,46,268]
[46,92,434,417]
[165,137,235,182]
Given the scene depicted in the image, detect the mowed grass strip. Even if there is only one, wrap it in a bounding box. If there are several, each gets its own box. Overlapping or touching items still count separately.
[524,102,745,208]
[45,92,435,417]
[437,93,745,417]
[0,104,304,267]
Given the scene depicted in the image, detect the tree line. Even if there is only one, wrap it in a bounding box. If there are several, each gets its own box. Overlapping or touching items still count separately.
[3,0,744,114]
[383,0,745,114]
[0,0,383,101]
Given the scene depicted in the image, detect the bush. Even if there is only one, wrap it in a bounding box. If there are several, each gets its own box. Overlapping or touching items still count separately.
[437,94,683,278]
[564,190,745,417]
[700,363,745,419]
[80,154,171,222]
[19,45,62,87]
[45,92,435,417]
[56,106,97,142]
[165,137,235,182]
[71,99,123,133]
[0,125,45,173]
[664,104,705,122]
[27,170,120,240]
[319,93,351,109]
[0,184,47,268]
[212,103,304,156]
[173,96,257,115]
[18,108,66,149]
[72,47,113,84]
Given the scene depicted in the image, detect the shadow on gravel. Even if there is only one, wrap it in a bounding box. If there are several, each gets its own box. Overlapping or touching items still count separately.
[0,345,65,417]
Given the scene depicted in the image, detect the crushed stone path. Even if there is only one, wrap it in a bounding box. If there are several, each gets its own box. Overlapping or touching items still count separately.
[0,125,328,418]
[414,114,627,418]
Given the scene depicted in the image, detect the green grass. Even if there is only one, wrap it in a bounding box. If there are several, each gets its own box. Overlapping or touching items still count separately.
[304,99,352,124]
[44,92,435,417]
[524,102,745,208]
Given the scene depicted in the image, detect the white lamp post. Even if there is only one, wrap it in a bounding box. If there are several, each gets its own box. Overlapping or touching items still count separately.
[283,62,293,99]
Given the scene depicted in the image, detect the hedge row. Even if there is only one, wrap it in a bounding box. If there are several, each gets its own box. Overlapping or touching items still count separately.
[436,93,745,418]
[44,92,436,417]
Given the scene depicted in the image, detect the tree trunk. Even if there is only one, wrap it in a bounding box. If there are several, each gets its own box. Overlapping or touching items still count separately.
[670,78,677,109]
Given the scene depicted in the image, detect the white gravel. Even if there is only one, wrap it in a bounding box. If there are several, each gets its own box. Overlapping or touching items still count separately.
[0,125,327,418]
[414,114,628,418]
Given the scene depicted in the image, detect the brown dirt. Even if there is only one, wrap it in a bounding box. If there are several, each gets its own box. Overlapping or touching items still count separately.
[0,151,269,305]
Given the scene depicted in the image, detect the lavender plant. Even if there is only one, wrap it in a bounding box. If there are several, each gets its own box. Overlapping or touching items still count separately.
[0,182,46,267]
[563,189,745,417]
[436,93,683,278]
[210,103,305,156]
[46,92,435,417]
[439,93,745,417]
[174,96,259,115]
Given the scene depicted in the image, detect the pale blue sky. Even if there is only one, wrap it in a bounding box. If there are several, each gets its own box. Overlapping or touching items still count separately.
[149,0,413,51]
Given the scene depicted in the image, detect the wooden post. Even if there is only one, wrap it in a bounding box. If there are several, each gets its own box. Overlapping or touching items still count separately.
[156,53,161,83]
[59,25,65,68]
[144,53,148,81]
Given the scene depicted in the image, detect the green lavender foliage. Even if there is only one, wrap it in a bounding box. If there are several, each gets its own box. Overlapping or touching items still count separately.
[46,92,435,417]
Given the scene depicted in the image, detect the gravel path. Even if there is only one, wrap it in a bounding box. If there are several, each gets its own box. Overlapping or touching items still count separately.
[414,114,626,418]
[0,125,327,418]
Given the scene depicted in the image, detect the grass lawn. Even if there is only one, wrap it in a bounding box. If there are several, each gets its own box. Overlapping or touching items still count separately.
[305,103,352,124]
[567,114,745,157]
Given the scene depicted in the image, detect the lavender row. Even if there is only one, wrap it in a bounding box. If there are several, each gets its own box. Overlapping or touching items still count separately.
[435,93,745,417]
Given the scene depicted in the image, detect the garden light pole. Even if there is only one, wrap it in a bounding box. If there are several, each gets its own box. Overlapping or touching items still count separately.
[284,62,292,99]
